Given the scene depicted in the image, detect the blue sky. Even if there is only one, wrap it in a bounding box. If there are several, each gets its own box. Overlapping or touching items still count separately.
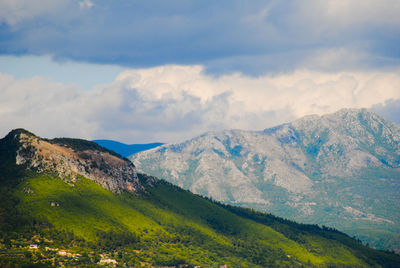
[0,0,399,143]
[0,55,124,89]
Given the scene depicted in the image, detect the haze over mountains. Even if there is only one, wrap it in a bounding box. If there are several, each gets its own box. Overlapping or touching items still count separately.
[132,108,400,251]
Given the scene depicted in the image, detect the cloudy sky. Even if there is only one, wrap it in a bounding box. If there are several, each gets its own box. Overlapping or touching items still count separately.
[0,0,399,143]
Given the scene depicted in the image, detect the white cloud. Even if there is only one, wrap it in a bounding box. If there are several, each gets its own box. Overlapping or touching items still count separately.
[1,65,400,143]
[116,65,400,119]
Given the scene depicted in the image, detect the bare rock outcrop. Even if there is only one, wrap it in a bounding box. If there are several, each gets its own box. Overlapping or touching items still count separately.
[13,130,143,194]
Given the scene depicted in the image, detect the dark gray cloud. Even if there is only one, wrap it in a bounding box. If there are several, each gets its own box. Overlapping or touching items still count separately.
[1,1,399,143]
[1,0,399,74]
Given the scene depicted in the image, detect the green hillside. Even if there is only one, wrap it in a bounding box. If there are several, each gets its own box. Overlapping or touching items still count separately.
[0,131,399,267]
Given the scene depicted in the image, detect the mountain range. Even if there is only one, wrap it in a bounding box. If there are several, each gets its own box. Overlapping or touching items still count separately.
[131,108,400,252]
[92,140,164,157]
[1,128,399,267]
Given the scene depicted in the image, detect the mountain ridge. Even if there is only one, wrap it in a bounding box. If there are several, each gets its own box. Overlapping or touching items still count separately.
[1,128,400,266]
[93,140,164,157]
[6,128,144,194]
[132,108,400,251]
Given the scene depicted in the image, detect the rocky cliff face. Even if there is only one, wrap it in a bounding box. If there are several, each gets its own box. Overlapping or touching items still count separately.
[131,108,400,251]
[11,129,143,194]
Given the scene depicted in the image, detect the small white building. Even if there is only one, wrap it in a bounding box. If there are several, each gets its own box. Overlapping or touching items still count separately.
[99,258,117,265]
[58,250,67,256]
[29,244,38,249]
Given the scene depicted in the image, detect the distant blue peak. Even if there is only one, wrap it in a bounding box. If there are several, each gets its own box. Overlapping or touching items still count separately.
[93,140,164,157]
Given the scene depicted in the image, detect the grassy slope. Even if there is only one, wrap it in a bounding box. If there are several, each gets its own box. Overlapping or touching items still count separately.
[6,172,398,267]
[0,130,399,267]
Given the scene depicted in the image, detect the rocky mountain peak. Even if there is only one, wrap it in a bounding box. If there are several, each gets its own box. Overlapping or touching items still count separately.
[131,108,400,251]
[7,129,143,194]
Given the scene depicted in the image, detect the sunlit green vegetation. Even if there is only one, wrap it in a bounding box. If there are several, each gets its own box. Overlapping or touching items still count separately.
[0,130,399,267]
[0,171,398,267]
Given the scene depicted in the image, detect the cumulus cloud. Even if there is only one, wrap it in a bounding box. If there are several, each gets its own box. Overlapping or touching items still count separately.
[114,66,400,124]
[1,66,399,143]
[0,0,399,74]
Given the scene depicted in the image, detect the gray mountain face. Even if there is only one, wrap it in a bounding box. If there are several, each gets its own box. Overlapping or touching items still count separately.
[131,108,400,251]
